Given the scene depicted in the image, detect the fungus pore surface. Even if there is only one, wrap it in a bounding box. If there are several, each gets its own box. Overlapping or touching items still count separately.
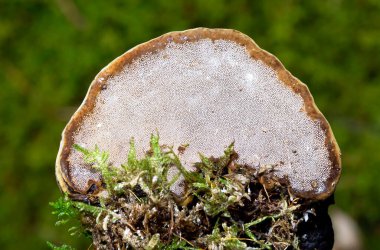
[67,38,333,198]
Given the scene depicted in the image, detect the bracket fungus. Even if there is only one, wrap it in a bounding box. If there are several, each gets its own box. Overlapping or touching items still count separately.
[56,28,341,201]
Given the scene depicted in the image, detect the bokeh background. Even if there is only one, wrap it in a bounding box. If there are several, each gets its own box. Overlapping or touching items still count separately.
[1,0,379,249]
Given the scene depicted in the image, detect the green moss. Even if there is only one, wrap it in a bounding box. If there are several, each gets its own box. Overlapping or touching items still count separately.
[46,241,75,250]
[51,134,309,249]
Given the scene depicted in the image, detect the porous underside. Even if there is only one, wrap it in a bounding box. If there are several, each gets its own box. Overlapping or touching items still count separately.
[68,39,330,196]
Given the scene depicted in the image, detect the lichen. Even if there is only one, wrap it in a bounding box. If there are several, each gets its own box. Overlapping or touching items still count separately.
[51,134,331,249]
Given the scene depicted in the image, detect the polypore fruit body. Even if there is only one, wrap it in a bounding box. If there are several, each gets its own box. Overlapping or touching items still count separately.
[56,28,341,200]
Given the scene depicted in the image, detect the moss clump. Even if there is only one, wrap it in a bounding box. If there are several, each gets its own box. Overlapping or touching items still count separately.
[51,134,331,249]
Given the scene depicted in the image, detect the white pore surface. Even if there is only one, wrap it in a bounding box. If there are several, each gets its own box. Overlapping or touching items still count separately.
[69,39,331,195]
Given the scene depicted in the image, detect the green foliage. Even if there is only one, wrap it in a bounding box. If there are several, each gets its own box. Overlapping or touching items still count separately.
[72,201,104,217]
[206,222,247,250]
[52,135,302,249]
[48,198,81,249]
[187,143,249,216]
[49,195,103,238]
[1,1,379,249]
[243,200,300,249]
[52,135,197,248]
[161,237,199,250]
[117,134,183,203]
[73,144,115,193]
[49,197,79,226]
[46,241,75,250]
[74,140,184,206]
[192,166,246,215]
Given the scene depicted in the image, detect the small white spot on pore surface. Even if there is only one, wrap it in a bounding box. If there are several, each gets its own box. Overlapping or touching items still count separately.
[245,73,254,82]
[209,57,220,67]
[69,39,331,195]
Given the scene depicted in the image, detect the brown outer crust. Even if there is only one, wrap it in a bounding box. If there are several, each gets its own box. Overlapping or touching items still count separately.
[56,28,341,200]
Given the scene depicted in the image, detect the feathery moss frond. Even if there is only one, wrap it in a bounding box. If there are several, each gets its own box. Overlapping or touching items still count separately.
[52,134,308,249]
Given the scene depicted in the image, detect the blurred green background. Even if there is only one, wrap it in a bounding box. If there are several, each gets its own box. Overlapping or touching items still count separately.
[1,0,379,249]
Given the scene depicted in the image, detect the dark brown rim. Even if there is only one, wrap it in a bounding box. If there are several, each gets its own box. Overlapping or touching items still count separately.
[56,28,341,200]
